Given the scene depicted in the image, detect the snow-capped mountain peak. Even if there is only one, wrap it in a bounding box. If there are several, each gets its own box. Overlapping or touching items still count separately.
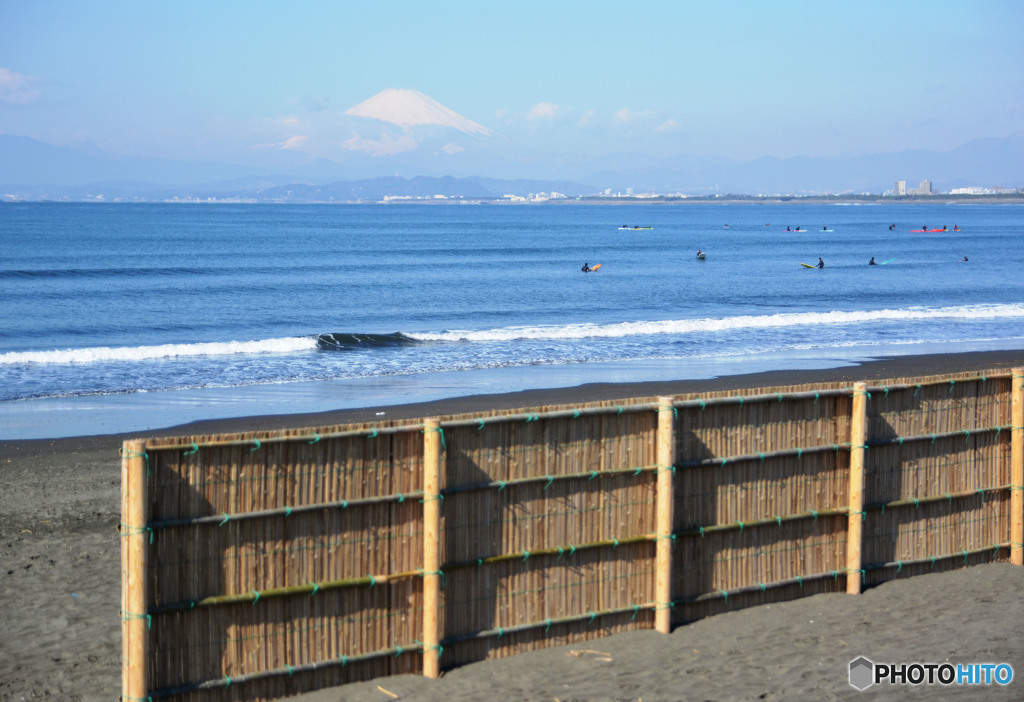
[344,88,492,137]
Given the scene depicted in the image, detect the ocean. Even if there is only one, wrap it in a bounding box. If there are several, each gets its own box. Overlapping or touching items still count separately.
[2,201,1022,439]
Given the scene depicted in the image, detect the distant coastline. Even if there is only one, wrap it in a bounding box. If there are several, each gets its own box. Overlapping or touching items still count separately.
[3,194,1024,206]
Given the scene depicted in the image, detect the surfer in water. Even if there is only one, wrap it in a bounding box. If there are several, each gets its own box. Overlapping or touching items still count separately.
[817,258,825,269]
[581,262,591,272]
[889,224,896,231]
[696,249,704,259]
[869,257,876,265]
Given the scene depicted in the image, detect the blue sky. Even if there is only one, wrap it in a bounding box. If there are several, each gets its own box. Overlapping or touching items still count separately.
[1,0,1022,172]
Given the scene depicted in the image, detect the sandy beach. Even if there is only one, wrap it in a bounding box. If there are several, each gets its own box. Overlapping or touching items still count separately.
[3,350,1024,702]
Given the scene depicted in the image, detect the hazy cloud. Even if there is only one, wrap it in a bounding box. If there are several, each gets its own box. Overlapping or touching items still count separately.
[576,110,596,127]
[613,108,658,125]
[527,102,560,120]
[341,131,419,157]
[0,68,42,105]
[657,118,680,132]
[439,143,464,154]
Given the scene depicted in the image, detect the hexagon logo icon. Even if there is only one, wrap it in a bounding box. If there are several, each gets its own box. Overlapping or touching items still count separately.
[849,657,874,690]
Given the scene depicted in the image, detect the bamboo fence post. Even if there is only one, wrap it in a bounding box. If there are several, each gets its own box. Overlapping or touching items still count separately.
[847,382,868,594]
[655,397,676,633]
[121,439,149,701]
[1012,369,1024,566]
[422,418,443,678]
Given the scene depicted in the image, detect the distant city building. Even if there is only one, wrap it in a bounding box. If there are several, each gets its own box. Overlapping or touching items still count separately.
[896,180,907,196]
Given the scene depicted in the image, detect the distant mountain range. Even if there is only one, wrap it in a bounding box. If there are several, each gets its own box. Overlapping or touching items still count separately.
[1,131,1022,201]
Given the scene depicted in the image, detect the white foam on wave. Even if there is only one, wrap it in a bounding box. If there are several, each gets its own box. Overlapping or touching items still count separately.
[409,304,1024,342]
[0,336,318,366]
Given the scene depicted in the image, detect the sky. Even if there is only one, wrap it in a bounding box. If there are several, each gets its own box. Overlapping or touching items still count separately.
[1,0,1022,176]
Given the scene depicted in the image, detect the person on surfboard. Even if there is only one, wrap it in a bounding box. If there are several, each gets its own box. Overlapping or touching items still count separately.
[869,257,876,265]
[581,262,591,272]
[817,258,824,269]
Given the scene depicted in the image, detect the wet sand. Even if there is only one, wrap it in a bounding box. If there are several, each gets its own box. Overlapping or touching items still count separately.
[3,350,1024,701]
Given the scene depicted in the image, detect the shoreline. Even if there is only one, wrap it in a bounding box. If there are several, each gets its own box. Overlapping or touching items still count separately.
[3,347,1024,700]
[5,348,1024,457]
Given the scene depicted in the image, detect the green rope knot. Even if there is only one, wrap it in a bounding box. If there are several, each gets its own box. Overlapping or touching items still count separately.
[699,526,705,538]
[633,466,643,476]
[497,627,504,638]
[699,399,706,411]
[759,582,766,592]
[397,493,405,503]
[522,551,530,561]
[797,576,803,587]
[882,386,890,397]
[251,590,261,604]
[616,406,624,414]
[394,645,403,657]
[948,379,956,394]
[656,403,678,418]
[285,664,294,678]
[224,676,231,689]
[809,510,818,521]
[977,488,986,504]
[896,561,903,574]
[963,549,970,565]
[248,439,261,452]
[546,618,553,631]
[184,443,199,456]
[612,538,620,549]
[307,433,320,444]
[477,418,486,430]
[309,582,319,596]
[543,475,554,489]
[775,515,782,527]
[121,610,152,630]
[914,383,922,397]
[284,506,292,517]
[422,425,445,448]
[367,428,378,439]
[497,481,506,491]
[573,409,581,419]
[367,574,377,587]
[589,470,599,480]
[525,413,539,423]
[736,521,744,533]
[219,513,230,526]
[719,589,729,602]
[588,610,597,624]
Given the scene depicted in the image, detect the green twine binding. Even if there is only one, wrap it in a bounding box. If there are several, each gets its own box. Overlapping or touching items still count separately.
[914,383,922,397]
[497,481,506,491]
[775,515,782,527]
[736,521,744,533]
[477,418,486,430]
[285,664,294,678]
[573,410,581,419]
[633,466,643,476]
[546,618,553,631]
[340,655,349,666]
[367,574,377,587]
[719,589,728,602]
[251,590,260,604]
[631,605,640,621]
[121,610,152,630]
[656,403,678,418]
[977,488,986,504]
[284,506,292,517]
[394,645,403,657]
[759,582,766,592]
[896,561,903,574]
[310,582,319,596]
[797,576,803,587]
[422,425,445,449]
[589,470,598,480]
[612,538,620,549]
[307,433,320,444]
[497,627,504,638]
[248,439,261,452]
[219,513,230,526]
[543,475,553,489]
[522,551,530,561]
[367,428,378,439]
[224,676,231,689]
[949,379,956,395]
[963,550,970,565]
[184,442,199,456]
[588,611,597,624]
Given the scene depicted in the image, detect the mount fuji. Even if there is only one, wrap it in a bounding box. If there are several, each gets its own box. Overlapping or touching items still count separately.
[345,88,492,137]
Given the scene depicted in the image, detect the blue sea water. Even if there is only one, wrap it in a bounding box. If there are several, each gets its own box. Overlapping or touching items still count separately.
[2,201,1023,438]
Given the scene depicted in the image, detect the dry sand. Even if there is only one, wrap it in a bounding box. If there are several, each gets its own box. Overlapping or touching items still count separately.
[3,350,1024,701]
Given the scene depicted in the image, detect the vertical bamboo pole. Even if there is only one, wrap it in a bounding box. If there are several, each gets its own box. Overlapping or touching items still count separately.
[1011,369,1024,566]
[422,419,443,678]
[655,397,676,633]
[121,439,149,701]
[847,382,868,594]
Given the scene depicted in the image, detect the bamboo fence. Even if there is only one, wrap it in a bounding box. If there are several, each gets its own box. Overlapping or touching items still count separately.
[120,367,1024,701]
